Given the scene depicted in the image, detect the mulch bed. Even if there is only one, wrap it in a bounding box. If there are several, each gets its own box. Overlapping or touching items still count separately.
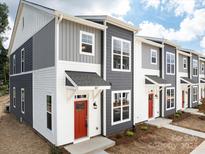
[168,111,192,122]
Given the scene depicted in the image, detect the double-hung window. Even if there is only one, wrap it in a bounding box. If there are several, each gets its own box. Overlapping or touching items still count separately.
[112,90,131,125]
[183,58,187,69]
[112,37,131,71]
[166,52,175,75]
[193,86,198,103]
[47,95,52,130]
[151,49,157,64]
[80,31,95,56]
[13,54,16,74]
[201,63,204,73]
[13,87,16,108]
[21,48,25,72]
[166,88,175,110]
[193,59,198,76]
[21,88,25,114]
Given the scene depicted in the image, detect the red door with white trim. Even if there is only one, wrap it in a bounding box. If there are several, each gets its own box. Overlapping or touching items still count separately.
[182,91,185,108]
[74,100,88,139]
[148,94,154,118]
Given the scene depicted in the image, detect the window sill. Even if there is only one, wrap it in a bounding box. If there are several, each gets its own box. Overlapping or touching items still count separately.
[112,118,131,126]
[166,107,175,111]
[112,68,131,72]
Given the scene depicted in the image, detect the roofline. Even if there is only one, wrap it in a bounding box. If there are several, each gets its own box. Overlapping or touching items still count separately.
[177,49,192,57]
[77,15,140,32]
[135,36,164,48]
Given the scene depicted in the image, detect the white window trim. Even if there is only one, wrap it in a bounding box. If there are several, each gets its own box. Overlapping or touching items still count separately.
[201,63,204,73]
[166,87,175,111]
[46,95,53,131]
[166,52,175,75]
[193,59,198,77]
[21,48,25,73]
[21,88,25,114]
[79,31,95,56]
[111,36,131,72]
[13,54,16,74]
[183,58,187,69]
[13,87,16,108]
[193,86,198,103]
[111,90,131,125]
[150,49,157,65]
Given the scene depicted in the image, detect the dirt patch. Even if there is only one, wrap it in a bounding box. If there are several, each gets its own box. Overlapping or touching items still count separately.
[107,124,203,154]
[198,99,205,113]
[173,114,205,133]
[0,95,52,154]
[168,111,191,122]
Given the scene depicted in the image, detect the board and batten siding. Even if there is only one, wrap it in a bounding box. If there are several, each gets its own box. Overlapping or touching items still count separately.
[33,19,55,70]
[178,54,188,73]
[10,73,33,126]
[164,44,177,117]
[59,19,102,64]
[141,43,160,70]
[105,23,134,135]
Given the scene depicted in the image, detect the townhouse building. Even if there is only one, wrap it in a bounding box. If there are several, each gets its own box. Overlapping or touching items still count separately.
[8,0,205,147]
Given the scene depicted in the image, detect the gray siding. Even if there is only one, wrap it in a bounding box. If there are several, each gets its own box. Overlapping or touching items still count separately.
[200,61,205,75]
[178,54,188,73]
[33,19,55,70]
[141,43,160,70]
[10,73,33,126]
[191,86,199,107]
[59,19,102,64]
[10,38,33,75]
[164,44,176,117]
[105,23,133,135]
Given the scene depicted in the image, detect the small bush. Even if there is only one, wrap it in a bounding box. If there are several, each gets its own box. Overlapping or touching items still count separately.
[126,130,134,137]
[140,125,148,131]
[50,146,62,154]
[177,110,182,115]
[175,113,180,118]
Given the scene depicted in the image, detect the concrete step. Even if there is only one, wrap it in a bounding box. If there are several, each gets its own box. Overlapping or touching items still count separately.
[89,150,108,154]
[64,136,115,154]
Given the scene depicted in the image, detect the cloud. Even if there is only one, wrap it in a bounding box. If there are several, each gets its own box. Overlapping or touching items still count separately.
[200,36,205,49]
[141,0,161,9]
[138,8,205,43]
[2,0,132,49]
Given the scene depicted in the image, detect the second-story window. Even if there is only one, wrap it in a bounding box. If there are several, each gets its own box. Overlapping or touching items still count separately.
[21,88,25,114]
[183,58,187,69]
[193,59,198,76]
[150,49,157,64]
[13,54,16,74]
[112,37,131,71]
[21,48,25,72]
[201,63,204,73]
[166,52,175,75]
[80,31,95,56]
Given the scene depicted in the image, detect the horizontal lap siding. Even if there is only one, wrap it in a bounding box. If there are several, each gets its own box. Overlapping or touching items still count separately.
[178,54,188,73]
[10,38,33,75]
[164,44,176,117]
[106,23,133,134]
[10,73,33,126]
[59,19,102,64]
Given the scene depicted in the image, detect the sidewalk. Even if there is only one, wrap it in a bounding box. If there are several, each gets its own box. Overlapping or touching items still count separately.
[184,108,204,116]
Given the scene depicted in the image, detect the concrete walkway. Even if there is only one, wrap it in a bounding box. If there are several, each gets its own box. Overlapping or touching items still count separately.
[184,108,205,116]
[64,136,115,154]
[147,118,205,154]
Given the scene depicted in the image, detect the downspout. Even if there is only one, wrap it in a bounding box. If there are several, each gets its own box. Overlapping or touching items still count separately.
[176,50,179,111]
[55,14,63,146]
[103,21,107,136]
[161,41,165,117]
[189,53,192,108]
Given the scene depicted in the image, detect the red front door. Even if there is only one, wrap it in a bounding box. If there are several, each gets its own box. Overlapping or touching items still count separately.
[182,91,185,108]
[148,94,154,118]
[74,100,88,139]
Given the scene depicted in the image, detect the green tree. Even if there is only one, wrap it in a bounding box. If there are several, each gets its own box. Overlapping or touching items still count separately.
[0,2,9,85]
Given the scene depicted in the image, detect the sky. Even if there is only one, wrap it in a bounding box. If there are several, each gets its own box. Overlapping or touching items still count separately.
[1,0,205,53]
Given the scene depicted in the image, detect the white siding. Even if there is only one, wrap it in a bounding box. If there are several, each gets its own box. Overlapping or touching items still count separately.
[56,60,102,146]
[134,40,160,123]
[33,67,56,145]
[11,4,54,54]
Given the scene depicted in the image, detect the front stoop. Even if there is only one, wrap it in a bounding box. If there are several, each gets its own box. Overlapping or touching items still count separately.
[64,136,115,154]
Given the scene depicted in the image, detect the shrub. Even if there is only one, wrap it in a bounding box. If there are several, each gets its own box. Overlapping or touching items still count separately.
[140,125,148,131]
[50,146,62,154]
[175,113,180,118]
[126,130,134,137]
[177,110,182,115]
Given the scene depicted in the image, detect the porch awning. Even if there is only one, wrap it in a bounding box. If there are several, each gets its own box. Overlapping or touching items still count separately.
[200,78,205,83]
[65,71,111,90]
[180,77,198,85]
[145,75,171,87]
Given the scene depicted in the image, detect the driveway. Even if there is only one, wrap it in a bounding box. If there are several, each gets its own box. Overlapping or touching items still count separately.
[0,95,51,154]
